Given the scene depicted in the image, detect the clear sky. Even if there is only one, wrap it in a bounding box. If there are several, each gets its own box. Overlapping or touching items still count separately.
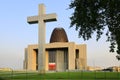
[0,0,119,70]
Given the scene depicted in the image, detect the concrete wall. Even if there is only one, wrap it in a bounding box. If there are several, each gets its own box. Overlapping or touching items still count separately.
[26,45,37,70]
[24,42,87,71]
[56,50,64,71]
[68,42,75,70]
[76,44,87,70]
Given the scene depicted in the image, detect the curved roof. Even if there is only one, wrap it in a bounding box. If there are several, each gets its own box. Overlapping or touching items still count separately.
[50,27,68,43]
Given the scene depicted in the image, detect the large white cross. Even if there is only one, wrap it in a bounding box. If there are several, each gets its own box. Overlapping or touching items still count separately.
[27,4,57,73]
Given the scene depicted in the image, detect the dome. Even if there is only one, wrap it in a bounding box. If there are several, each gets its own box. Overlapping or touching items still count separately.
[50,27,68,43]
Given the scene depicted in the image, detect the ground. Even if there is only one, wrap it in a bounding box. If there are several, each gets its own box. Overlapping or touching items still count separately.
[0,71,120,80]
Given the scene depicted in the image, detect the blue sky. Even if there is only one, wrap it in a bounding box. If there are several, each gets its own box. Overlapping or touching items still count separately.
[0,0,119,70]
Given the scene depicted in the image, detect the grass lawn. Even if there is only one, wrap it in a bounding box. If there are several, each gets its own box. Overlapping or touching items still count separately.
[0,71,120,80]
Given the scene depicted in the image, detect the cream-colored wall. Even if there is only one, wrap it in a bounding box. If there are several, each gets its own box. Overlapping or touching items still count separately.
[27,45,37,70]
[56,50,65,71]
[68,42,75,70]
[76,44,87,70]
[24,42,87,71]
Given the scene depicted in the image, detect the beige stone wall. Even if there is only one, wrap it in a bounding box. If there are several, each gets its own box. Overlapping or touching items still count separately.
[68,42,75,70]
[76,44,87,70]
[24,42,87,71]
[27,45,37,70]
[56,50,64,71]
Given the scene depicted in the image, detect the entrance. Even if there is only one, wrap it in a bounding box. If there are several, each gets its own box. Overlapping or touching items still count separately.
[48,48,68,71]
[48,50,56,70]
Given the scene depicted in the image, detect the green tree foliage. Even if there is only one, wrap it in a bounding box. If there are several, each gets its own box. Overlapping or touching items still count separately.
[69,0,120,58]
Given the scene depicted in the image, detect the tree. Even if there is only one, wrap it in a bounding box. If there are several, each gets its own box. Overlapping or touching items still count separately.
[69,0,120,59]
[116,55,120,60]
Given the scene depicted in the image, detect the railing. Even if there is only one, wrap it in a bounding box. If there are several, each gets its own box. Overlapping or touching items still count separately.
[0,70,120,80]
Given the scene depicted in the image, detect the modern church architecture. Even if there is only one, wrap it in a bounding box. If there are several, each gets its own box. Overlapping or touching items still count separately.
[23,27,87,71]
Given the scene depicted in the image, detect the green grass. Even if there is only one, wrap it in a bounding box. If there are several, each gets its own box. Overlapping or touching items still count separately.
[0,71,120,80]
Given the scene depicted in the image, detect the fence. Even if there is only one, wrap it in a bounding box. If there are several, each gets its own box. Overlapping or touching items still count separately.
[0,70,120,80]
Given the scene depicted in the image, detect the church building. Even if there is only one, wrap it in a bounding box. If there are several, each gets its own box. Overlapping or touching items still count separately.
[23,27,87,71]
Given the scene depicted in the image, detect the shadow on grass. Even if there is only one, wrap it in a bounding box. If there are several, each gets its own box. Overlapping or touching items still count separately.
[0,77,9,80]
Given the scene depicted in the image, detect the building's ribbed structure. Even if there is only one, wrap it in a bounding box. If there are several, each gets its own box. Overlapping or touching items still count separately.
[50,28,68,43]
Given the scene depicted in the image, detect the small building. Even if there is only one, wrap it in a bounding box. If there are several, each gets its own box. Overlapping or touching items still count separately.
[23,28,87,71]
[106,66,120,72]
[87,66,102,71]
[0,68,12,71]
